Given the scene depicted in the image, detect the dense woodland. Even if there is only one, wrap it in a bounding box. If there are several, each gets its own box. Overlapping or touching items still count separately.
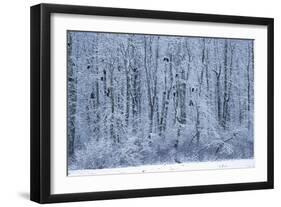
[67,31,254,171]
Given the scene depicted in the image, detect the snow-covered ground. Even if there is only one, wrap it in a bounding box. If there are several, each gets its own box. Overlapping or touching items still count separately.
[68,159,254,176]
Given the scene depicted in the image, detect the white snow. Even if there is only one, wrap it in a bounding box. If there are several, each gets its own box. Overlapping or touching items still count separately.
[68,159,254,176]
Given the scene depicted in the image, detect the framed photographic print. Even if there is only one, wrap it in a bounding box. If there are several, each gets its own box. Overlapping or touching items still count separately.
[30,3,274,203]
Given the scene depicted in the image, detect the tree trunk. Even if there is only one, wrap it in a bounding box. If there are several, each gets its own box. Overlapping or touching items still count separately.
[67,32,76,157]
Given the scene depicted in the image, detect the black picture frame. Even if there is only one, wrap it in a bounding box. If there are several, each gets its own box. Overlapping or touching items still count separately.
[30,3,274,204]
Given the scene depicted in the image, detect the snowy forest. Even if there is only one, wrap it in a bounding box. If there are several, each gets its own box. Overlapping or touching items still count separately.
[67,31,254,172]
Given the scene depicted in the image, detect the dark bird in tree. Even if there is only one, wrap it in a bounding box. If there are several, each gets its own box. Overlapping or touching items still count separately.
[106,88,110,97]
[189,100,194,106]
[132,67,137,72]
[174,140,179,149]
[90,92,94,99]
[163,57,169,62]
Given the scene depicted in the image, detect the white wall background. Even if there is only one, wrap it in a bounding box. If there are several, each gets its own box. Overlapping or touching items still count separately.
[0,0,279,206]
